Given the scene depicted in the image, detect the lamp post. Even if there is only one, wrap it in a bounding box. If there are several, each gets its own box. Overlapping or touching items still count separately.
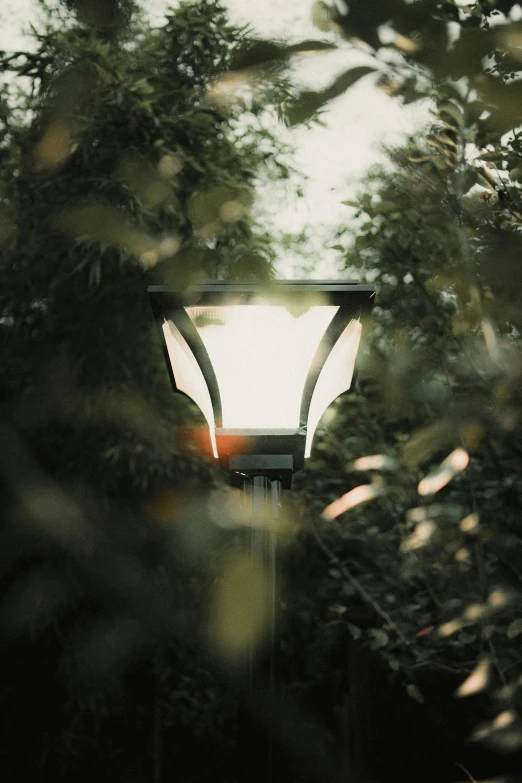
[148,279,375,780]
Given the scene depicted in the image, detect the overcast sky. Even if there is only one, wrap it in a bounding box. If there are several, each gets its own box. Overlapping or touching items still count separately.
[0,0,430,277]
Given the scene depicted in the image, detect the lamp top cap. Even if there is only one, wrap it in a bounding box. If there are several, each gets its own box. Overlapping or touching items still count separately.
[148,280,376,310]
[148,280,375,293]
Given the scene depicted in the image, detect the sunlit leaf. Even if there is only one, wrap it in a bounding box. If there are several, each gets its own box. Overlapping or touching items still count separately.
[352,454,398,472]
[493,710,516,729]
[312,0,337,32]
[393,33,420,53]
[36,121,73,168]
[438,101,463,128]
[507,619,522,639]
[418,449,469,496]
[455,660,490,697]
[439,619,462,637]
[464,604,486,622]
[322,483,384,520]
[402,519,436,551]
[206,71,251,107]
[489,589,511,609]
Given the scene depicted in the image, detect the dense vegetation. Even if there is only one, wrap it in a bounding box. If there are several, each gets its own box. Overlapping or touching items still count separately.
[0,1,291,780]
[1,0,522,781]
[287,2,522,780]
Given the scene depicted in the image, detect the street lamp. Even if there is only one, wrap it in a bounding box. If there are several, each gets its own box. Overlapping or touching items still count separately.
[148,280,375,488]
[148,279,375,781]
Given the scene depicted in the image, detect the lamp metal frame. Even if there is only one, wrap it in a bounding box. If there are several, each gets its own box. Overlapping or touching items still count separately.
[148,280,375,487]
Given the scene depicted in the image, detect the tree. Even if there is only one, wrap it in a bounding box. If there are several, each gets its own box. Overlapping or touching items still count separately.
[3,0,522,780]
[0,0,297,491]
[0,2,301,780]
[276,2,522,777]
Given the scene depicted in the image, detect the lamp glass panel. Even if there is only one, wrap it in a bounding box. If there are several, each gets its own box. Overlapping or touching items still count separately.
[162,320,218,457]
[305,319,362,458]
[186,305,339,430]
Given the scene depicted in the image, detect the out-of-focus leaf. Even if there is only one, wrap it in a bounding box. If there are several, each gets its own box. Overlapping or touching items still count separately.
[369,628,389,648]
[406,684,424,703]
[352,454,398,472]
[438,101,463,128]
[230,38,335,71]
[403,421,455,469]
[286,40,337,56]
[374,200,398,213]
[208,551,270,661]
[418,448,469,496]
[322,482,384,520]
[285,66,376,125]
[507,619,522,639]
[475,166,498,191]
[347,623,362,639]
[312,0,337,32]
[455,660,490,697]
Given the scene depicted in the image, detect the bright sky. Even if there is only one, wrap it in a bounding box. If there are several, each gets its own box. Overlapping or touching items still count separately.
[0,0,430,277]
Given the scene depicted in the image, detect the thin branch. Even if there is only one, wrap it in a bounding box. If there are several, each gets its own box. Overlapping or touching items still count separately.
[310,521,411,646]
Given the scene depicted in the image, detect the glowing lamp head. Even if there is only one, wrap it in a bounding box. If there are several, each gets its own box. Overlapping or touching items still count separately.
[149,281,375,487]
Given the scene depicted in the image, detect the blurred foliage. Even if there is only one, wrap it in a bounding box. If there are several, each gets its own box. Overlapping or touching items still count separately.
[0,0,298,780]
[284,2,522,779]
[0,0,298,492]
[3,0,522,781]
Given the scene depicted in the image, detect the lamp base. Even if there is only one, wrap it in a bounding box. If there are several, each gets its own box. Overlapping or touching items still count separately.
[215,428,306,488]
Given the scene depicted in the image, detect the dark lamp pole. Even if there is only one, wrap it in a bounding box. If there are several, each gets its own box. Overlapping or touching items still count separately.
[148,279,375,780]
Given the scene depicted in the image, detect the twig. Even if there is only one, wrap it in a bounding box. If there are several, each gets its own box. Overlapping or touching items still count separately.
[454,762,478,783]
[310,522,411,646]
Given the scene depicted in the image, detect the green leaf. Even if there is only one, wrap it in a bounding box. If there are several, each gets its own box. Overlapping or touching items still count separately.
[347,623,362,640]
[312,0,336,32]
[230,39,335,71]
[406,684,424,703]
[374,200,397,213]
[287,40,337,55]
[369,628,389,648]
[437,101,464,128]
[403,420,454,469]
[507,619,522,639]
[328,568,342,579]
[286,66,376,126]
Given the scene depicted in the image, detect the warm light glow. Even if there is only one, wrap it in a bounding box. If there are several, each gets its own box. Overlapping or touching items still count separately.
[489,589,509,608]
[455,660,490,697]
[322,482,383,520]
[464,604,486,621]
[186,304,338,429]
[403,519,436,551]
[305,319,362,457]
[353,454,398,472]
[438,619,461,637]
[494,710,516,729]
[418,448,469,495]
[162,320,218,457]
